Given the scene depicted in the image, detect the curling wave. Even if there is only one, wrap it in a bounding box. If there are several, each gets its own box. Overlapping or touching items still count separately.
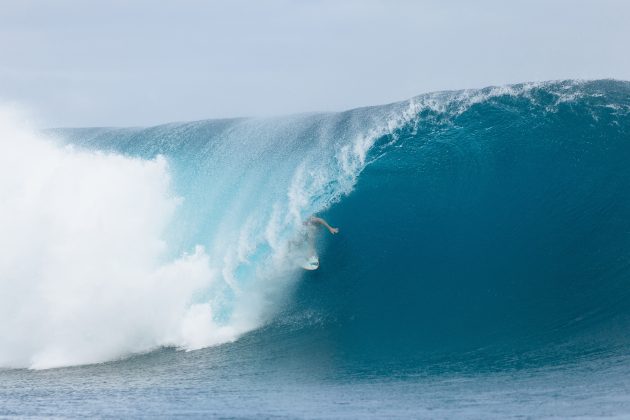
[2,79,629,370]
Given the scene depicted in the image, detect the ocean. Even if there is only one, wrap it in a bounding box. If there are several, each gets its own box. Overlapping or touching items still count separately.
[1,79,630,418]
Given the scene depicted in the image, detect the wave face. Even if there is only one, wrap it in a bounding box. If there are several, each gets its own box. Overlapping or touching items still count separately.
[286,79,630,369]
[1,79,629,370]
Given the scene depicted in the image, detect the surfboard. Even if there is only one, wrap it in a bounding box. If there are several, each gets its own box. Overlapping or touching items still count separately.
[302,255,319,270]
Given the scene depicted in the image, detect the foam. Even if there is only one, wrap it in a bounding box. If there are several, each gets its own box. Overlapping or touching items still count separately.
[0,108,229,369]
[409,80,593,120]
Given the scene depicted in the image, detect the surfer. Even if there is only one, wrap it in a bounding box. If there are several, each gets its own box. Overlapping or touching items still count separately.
[289,216,339,270]
[294,216,339,270]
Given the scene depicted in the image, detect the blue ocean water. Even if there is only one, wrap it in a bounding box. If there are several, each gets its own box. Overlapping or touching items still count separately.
[2,80,630,418]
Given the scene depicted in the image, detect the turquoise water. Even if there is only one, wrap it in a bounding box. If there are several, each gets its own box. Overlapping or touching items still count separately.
[2,80,630,417]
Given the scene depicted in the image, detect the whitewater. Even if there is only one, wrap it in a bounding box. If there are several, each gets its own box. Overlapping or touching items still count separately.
[2,79,630,418]
[0,96,420,369]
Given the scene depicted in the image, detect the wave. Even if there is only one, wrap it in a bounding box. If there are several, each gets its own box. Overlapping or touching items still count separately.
[0,98,418,369]
[285,79,630,367]
[1,79,629,369]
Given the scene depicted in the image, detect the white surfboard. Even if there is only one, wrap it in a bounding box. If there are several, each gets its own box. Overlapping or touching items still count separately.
[302,255,319,270]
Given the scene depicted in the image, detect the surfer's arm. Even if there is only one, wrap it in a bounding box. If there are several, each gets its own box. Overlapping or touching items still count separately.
[310,217,339,235]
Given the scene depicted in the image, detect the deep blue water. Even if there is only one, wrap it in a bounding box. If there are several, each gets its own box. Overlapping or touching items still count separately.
[2,80,630,418]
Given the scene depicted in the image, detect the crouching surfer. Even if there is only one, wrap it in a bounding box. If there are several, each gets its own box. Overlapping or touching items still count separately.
[301,216,339,270]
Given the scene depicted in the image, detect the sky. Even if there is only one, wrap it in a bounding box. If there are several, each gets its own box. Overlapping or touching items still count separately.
[0,0,629,127]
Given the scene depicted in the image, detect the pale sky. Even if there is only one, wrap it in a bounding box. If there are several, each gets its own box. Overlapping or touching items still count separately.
[1,0,628,127]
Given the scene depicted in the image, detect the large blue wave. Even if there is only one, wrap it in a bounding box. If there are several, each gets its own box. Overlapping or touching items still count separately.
[285,79,630,370]
[6,79,629,370]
